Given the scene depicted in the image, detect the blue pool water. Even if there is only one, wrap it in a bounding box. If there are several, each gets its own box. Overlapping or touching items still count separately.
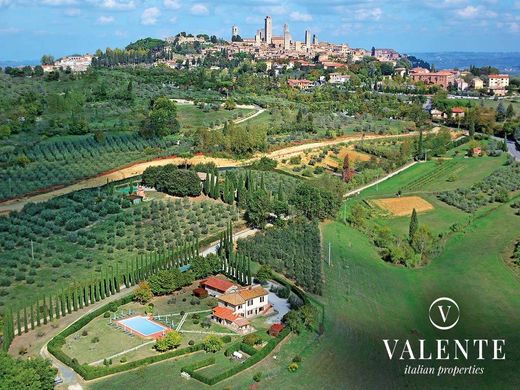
[119,316,167,336]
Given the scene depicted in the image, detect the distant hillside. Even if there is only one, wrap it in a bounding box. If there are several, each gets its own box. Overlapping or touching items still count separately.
[408,51,520,74]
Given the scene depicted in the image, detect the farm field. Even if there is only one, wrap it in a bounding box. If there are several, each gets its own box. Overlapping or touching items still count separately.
[375,194,469,237]
[0,184,239,306]
[371,195,433,216]
[361,154,507,196]
[0,103,253,201]
[277,144,373,178]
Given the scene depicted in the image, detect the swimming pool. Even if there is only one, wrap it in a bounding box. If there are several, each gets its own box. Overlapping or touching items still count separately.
[118,316,169,337]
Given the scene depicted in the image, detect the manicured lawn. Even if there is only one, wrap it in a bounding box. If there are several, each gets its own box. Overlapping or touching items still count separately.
[64,315,149,365]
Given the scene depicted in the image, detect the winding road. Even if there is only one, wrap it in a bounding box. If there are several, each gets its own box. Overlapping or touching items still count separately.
[0,130,430,215]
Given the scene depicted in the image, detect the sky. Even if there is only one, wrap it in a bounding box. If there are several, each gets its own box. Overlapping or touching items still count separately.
[0,0,519,61]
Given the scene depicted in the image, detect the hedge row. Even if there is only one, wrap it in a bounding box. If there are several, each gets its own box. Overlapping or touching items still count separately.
[239,342,258,356]
[181,356,216,382]
[188,328,291,386]
[47,294,205,380]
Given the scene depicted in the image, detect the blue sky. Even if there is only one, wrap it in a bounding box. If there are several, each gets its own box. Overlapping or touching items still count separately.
[0,0,519,60]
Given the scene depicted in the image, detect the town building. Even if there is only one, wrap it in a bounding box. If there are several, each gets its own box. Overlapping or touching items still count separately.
[488,74,509,96]
[283,24,291,50]
[54,55,92,72]
[472,77,484,90]
[264,16,272,44]
[409,68,455,89]
[451,107,465,119]
[329,73,351,84]
[430,109,446,121]
[287,78,314,89]
[488,74,510,90]
[232,25,239,39]
[305,30,311,50]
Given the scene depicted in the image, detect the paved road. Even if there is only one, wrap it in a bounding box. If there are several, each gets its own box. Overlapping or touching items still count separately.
[488,134,520,162]
[506,140,520,161]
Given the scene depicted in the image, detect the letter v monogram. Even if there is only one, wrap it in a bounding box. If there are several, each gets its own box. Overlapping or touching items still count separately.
[438,305,451,323]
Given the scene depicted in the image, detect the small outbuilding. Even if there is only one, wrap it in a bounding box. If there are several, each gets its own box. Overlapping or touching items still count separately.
[269,323,285,337]
[193,287,208,298]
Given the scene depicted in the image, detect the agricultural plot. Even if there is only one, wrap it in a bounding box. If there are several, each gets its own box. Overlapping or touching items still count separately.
[177,105,255,132]
[371,196,433,216]
[278,144,372,178]
[0,182,238,306]
[0,132,191,201]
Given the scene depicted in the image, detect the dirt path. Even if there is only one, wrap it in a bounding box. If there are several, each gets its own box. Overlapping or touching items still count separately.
[0,130,433,215]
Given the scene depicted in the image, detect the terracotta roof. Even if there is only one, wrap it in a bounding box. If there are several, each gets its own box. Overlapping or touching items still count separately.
[201,277,235,293]
[233,317,250,327]
[270,323,284,332]
[218,293,246,306]
[238,286,269,301]
[213,307,250,327]
[489,74,509,79]
[213,306,238,321]
[452,107,464,113]
[287,79,313,86]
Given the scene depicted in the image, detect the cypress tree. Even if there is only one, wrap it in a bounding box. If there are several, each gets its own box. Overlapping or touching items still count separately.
[277,182,284,202]
[36,299,41,327]
[417,129,424,160]
[247,257,252,285]
[31,303,36,330]
[16,310,21,336]
[43,296,48,324]
[23,306,28,333]
[409,208,419,241]
[79,287,84,309]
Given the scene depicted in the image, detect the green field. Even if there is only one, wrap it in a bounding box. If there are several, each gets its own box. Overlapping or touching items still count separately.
[177,105,254,133]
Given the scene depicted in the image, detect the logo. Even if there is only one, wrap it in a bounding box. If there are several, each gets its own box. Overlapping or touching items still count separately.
[428,297,460,331]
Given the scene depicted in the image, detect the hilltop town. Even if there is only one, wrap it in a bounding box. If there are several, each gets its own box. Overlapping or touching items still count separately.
[7,15,513,100]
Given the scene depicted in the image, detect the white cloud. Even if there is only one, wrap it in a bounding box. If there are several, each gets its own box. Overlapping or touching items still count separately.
[355,7,382,21]
[141,6,160,25]
[0,26,21,34]
[456,5,479,18]
[508,22,519,32]
[0,0,11,7]
[41,0,77,5]
[169,16,177,23]
[190,3,208,15]
[515,1,520,9]
[64,7,81,16]
[98,0,135,11]
[289,11,312,22]
[164,0,180,10]
[97,15,114,24]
